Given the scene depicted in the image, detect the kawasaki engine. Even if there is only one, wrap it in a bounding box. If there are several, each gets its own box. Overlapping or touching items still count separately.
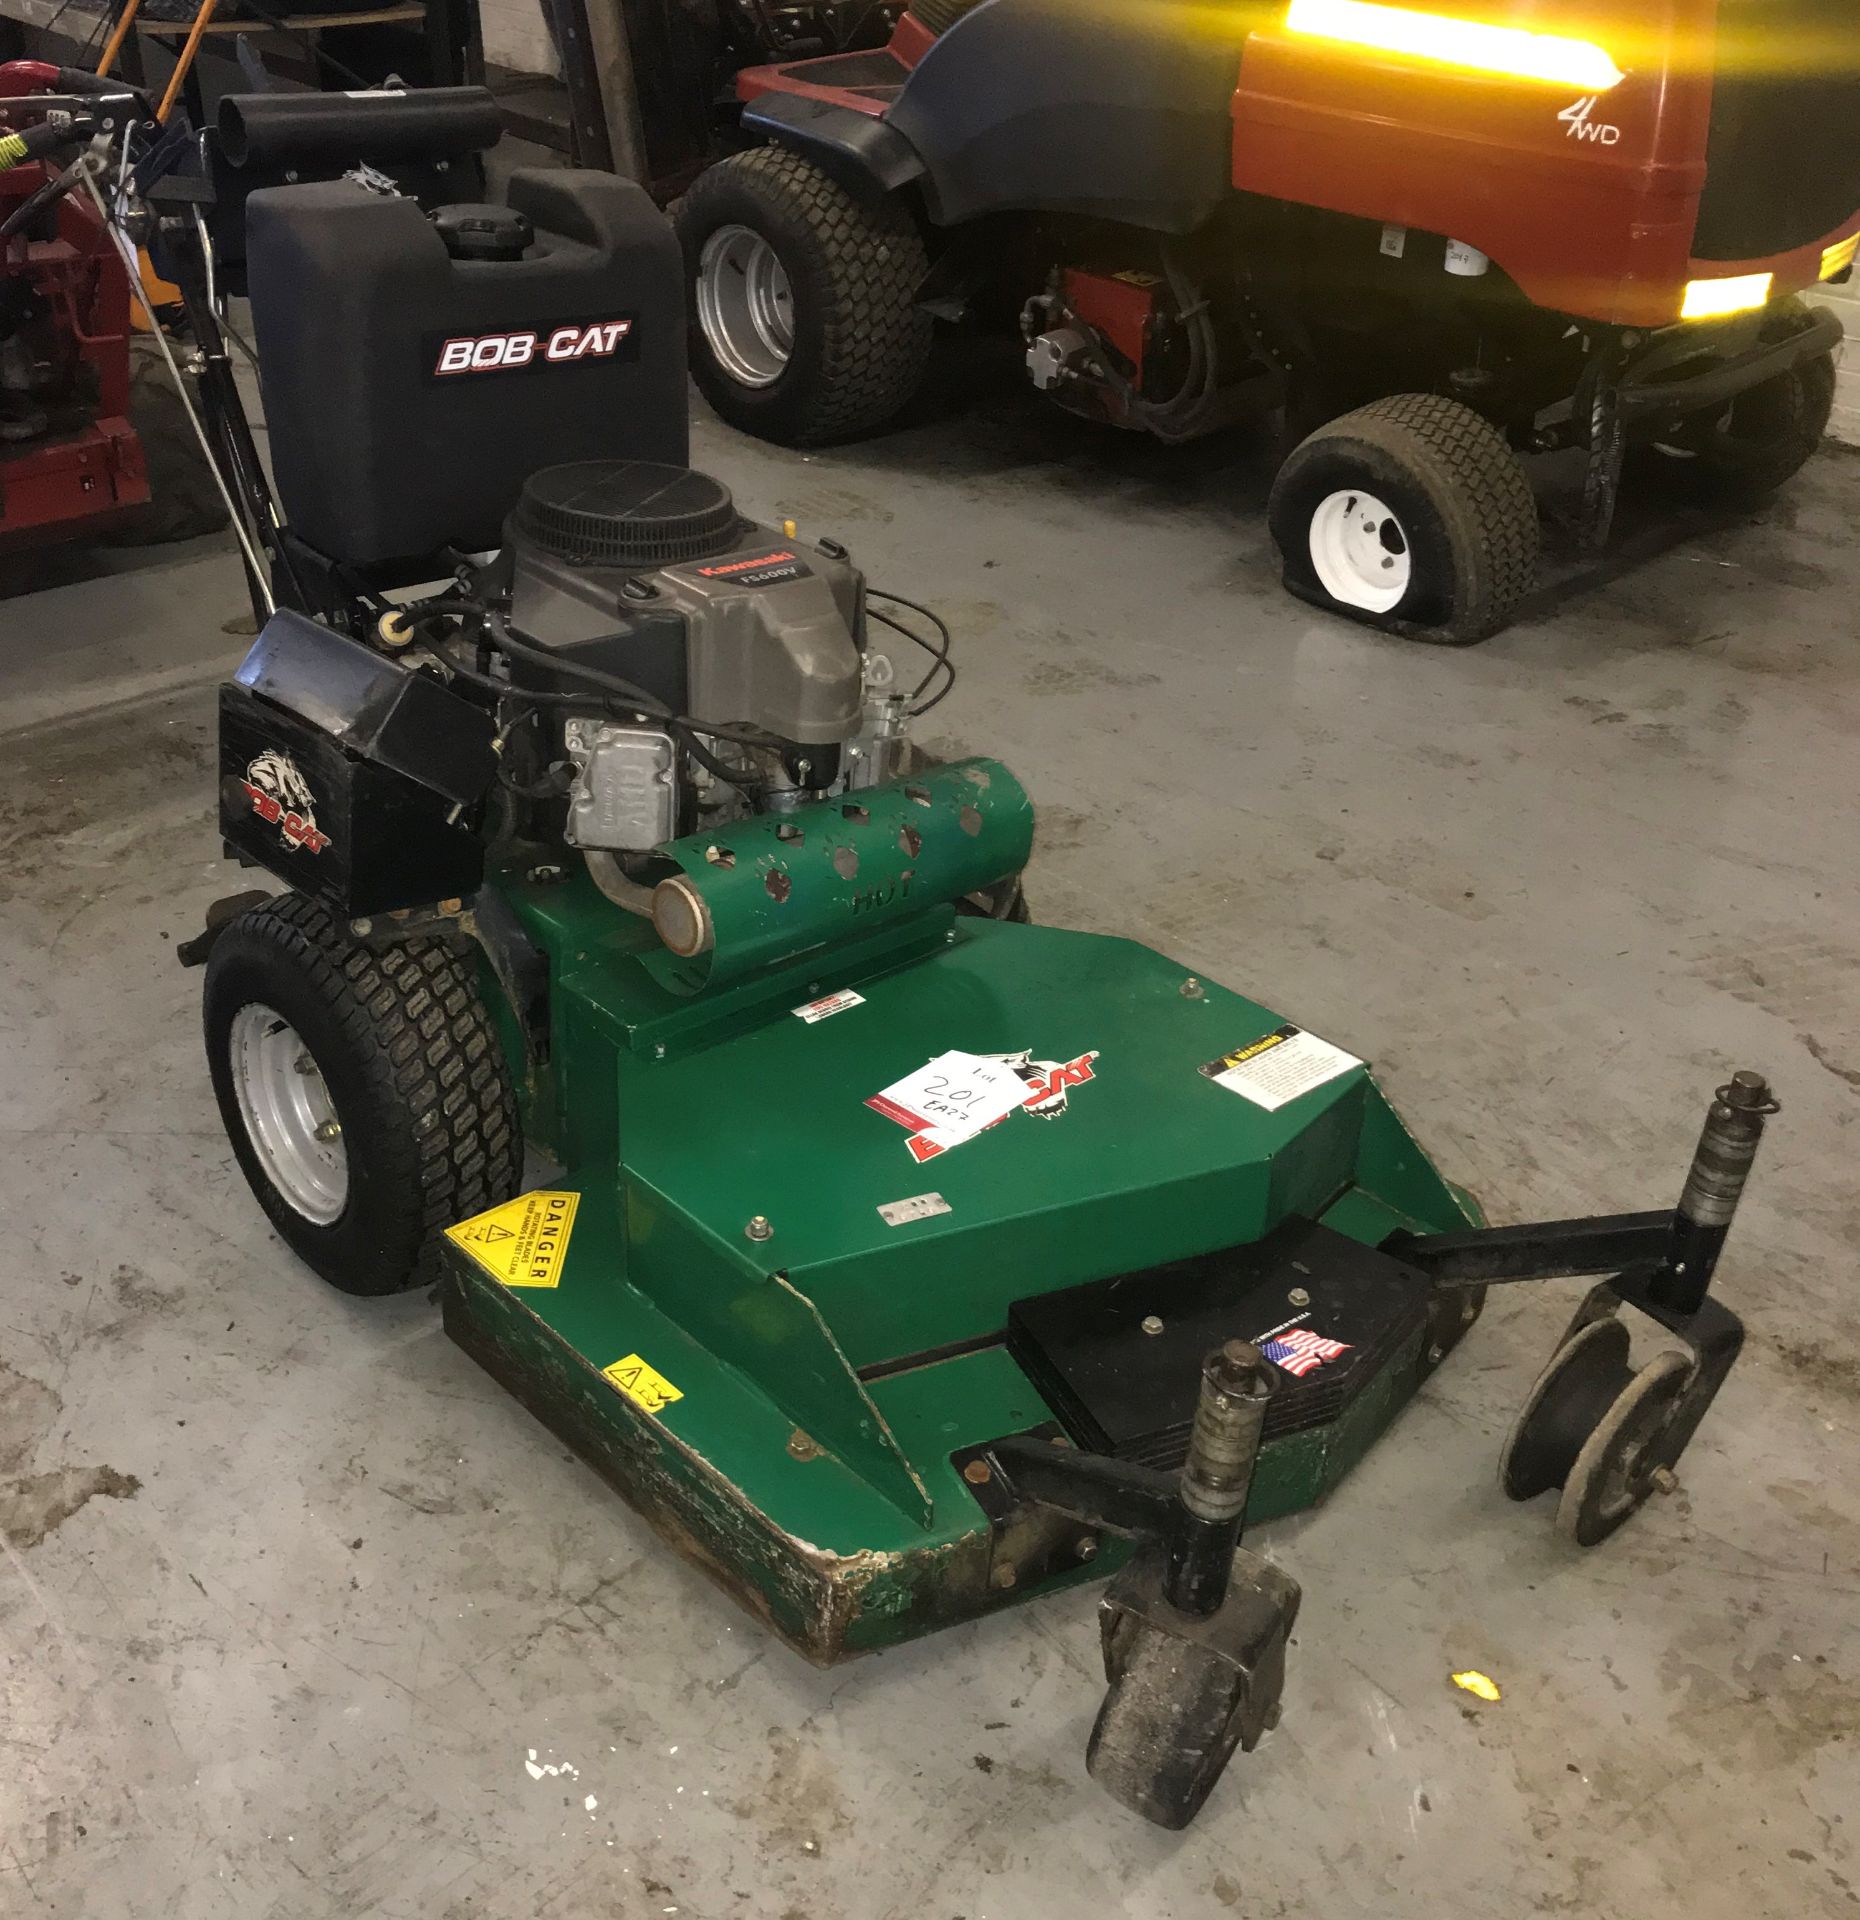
[217,458,935,920]
[502,460,911,863]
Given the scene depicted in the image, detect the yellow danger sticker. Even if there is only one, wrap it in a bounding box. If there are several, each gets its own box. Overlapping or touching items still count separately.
[445,1190,580,1289]
[602,1353,683,1414]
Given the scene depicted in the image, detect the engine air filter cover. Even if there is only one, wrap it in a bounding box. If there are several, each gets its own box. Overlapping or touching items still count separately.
[513,461,739,569]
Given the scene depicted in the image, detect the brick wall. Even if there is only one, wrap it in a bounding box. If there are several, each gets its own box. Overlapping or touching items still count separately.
[481,0,556,75]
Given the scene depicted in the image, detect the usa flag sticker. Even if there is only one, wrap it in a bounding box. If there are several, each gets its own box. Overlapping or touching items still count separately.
[1257,1322,1352,1379]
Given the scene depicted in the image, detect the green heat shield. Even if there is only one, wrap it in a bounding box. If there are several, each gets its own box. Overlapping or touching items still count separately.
[644,758,1032,994]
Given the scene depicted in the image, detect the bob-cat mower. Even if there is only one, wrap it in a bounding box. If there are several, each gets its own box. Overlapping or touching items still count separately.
[657,0,1858,643]
[104,89,1783,1826]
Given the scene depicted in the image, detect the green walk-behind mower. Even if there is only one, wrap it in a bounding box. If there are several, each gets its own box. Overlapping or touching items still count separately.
[147,92,1780,1827]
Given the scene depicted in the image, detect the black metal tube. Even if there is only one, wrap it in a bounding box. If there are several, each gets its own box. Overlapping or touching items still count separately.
[984,1437,1181,1539]
[161,216,298,620]
[1165,1342,1272,1617]
[1392,1210,1674,1287]
[1618,312,1845,422]
[1647,1070,1777,1314]
[216,87,501,170]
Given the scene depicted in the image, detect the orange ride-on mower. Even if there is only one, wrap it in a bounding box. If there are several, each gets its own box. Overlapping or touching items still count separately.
[1,61,225,566]
[669,0,1856,643]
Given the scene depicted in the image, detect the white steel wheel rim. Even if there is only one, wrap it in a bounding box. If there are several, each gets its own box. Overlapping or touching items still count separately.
[1308,488,1413,613]
[229,1003,349,1225]
[696,223,795,388]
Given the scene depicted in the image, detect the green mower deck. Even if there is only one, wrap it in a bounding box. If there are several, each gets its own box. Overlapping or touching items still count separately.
[441,862,1479,1662]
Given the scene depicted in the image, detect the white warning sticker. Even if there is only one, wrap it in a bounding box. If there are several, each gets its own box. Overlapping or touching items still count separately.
[1201,1026,1361,1113]
[793,988,865,1024]
[877,1192,952,1227]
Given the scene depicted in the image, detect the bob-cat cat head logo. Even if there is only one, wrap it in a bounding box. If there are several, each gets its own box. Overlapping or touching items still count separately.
[240,749,331,855]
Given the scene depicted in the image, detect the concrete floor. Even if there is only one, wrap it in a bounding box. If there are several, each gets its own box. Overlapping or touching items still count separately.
[3,373,1858,1920]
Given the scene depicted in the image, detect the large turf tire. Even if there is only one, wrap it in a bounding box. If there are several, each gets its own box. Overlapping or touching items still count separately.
[1631,306,1836,502]
[675,147,932,445]
[107,336,230,546]
[1268,393,1540,646]
[205,893,522,1297]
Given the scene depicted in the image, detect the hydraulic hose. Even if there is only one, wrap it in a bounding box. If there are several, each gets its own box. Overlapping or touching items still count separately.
[0,153,82,240]
[0,117,87,177]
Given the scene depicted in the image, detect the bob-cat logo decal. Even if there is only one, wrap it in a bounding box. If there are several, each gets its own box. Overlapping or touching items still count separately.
[980,1049,1099,1119]
[433,319,634,376]
[241,749,331,855]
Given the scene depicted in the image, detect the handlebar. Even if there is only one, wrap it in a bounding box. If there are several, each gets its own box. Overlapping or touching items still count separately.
[0,60,158,120]
[0,114,98,176]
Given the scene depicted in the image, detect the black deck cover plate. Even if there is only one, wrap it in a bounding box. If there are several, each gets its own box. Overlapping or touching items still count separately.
[1006,1218,1432,1468]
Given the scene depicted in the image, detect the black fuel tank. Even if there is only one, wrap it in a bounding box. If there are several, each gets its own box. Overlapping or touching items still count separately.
[244,168,688,573]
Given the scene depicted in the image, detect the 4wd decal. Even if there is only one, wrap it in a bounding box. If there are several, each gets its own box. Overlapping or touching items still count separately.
[428,316,638,379]
[1558,95,1620,145]
[240,749,331,855]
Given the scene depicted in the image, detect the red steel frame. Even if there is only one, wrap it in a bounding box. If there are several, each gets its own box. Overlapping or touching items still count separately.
[1,61,149,551]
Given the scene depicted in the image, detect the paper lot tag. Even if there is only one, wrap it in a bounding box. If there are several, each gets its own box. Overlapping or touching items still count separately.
[445,1190,580,1289]
[868,1047,1099,1161]
[1201,1026,1360,1113]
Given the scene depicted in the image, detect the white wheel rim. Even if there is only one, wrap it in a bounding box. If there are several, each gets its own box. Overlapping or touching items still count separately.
[696,224,795,388]
[229,1004,349,1225]
[1307,488,1413,613]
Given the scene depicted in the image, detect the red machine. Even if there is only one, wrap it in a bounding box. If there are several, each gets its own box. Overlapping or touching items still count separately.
[664,0,1857,641]
[0,61,155,551]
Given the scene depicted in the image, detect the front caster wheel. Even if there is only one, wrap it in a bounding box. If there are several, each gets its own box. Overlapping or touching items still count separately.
[204,893,522,1296]
[1500,1317,1690,1547]
[1268,393,1540,645]
[1088,1541,1300,1829]
[675,147,932,446]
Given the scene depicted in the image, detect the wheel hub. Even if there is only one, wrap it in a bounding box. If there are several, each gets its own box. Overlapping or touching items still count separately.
[1307,489,1412,613]
[696,224,795,389]
[228,1004,349,1225]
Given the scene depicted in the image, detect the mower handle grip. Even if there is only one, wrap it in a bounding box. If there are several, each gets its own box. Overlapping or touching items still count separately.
[0,62,157,125]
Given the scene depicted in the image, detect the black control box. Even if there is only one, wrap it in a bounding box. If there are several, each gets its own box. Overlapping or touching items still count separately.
[218,611,495,917]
